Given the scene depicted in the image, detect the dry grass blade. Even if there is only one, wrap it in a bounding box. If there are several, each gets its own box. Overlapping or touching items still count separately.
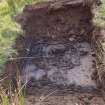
[0,75,25,105]
[35,89,58,105]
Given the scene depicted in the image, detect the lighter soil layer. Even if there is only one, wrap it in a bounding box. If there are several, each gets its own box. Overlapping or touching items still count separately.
[22,38,97,89]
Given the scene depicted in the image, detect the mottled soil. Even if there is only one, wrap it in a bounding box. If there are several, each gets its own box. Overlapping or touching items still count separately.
[21,37,97,89]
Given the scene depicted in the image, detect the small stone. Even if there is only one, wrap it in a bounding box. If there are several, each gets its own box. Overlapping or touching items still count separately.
[69,37,75,41]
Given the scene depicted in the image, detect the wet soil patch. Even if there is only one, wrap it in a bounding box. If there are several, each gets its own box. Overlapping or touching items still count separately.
[18,36,98,95]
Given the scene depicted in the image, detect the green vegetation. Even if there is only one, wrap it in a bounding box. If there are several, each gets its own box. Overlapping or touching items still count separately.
[94,0,105,53]
[0,76,25,105]
[0,0,43,72]
[95,0,105,27]
[0,1,18,71]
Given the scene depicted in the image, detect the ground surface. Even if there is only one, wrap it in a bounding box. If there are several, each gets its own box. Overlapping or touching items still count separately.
[25,94,104,105]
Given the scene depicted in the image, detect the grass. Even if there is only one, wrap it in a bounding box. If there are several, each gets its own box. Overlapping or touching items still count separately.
[94,0,105,58]
[0,76,25,105]
[0,0,42,72]
[0,87,25,105]
[94,0,105,27]
[0,1,20,72]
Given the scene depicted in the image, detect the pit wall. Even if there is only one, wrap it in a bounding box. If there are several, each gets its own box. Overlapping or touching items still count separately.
[91,26,105,97]
[17,2,93,39]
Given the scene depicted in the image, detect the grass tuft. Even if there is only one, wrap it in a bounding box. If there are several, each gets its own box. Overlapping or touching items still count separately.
[0,79,25,105]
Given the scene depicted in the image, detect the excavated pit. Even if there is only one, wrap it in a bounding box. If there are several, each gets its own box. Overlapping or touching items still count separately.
[5,0,104,98]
